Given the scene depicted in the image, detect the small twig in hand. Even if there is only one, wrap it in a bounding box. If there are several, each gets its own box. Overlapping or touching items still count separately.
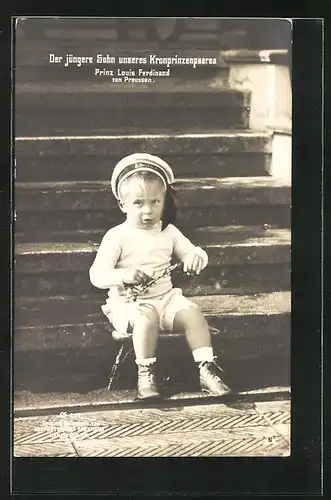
[124,262,183,301]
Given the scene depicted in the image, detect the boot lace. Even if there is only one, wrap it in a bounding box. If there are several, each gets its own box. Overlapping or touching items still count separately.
[140,366,156,381]
[201,359,224,379]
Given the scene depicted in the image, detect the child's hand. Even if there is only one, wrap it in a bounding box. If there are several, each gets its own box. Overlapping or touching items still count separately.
[182,253,204,275]
[122,268,150,286]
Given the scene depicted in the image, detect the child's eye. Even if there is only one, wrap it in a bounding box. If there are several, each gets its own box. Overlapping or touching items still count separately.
[133,200,142,206]
[152,200,160,205]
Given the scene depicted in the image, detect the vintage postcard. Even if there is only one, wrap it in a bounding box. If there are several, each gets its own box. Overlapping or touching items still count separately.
[13,17,292,460]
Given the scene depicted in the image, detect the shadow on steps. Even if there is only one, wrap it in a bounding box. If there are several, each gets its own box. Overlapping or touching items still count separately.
[14,354,290,396]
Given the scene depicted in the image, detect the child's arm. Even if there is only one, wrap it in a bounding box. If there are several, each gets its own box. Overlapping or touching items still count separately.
[89,229,125,289]
[171,225,208,273]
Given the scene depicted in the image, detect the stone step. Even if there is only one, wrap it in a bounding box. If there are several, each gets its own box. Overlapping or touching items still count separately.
[16,112,248,137]
[15,177,291,237]
[15,292,290,351]
[16,19,290,54]
[15,227,291,297]
[15,295,290,395]
[15,110,247,136]
[16,82,244,108]
[15,132,272,182]
[16,204,290,238]
[14,383,291,418]
[15,224,285,244]
[15,262,291,298]
[15,319,290,395]
[15,132,271,156]
[16,19,224,49]
[15,177,289,212]
[15,227,291,271]
[15,339,290,393]
[16,86,249,134]
[16,153,271,183]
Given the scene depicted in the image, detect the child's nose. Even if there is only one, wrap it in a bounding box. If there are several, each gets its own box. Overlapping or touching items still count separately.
[142,204,152,214]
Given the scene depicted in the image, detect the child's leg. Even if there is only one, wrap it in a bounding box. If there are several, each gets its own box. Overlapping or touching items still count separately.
[132,303,159,361]
[131,303,161,399]
[172,304,231,396]
[173,306,213,355]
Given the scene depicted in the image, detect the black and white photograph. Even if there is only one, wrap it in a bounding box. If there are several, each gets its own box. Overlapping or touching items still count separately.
[13,17,292,458]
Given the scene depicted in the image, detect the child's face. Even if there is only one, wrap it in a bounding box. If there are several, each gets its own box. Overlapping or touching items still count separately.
[120,177,166,229]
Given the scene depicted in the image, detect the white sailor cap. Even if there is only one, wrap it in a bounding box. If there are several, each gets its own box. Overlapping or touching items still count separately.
[111,153,175,200]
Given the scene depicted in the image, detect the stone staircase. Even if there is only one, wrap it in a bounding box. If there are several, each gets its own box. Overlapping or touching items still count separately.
[14,27,291,400]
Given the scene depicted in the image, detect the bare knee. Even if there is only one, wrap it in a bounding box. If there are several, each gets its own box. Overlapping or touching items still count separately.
[174,306,208,332]
[134,303,159,328]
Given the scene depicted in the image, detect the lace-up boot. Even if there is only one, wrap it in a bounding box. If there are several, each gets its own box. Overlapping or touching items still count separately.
[137,363,161,400]
[198,359,231,396]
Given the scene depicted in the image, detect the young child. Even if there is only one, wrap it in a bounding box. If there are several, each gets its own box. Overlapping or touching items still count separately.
[89,153,231,400]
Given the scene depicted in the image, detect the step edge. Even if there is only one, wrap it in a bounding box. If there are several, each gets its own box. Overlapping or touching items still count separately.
[15,237,292,256]
[13,386,291,417]
[15,176,288,189]
[15,309,291,331]
[15,131,273,141]
[16,289,291,302]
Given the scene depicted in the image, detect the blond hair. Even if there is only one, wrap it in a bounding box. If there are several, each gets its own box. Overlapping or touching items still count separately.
[119,171,166,201]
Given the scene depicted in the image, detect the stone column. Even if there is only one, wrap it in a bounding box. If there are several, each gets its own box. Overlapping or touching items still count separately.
[224,50,292,184]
